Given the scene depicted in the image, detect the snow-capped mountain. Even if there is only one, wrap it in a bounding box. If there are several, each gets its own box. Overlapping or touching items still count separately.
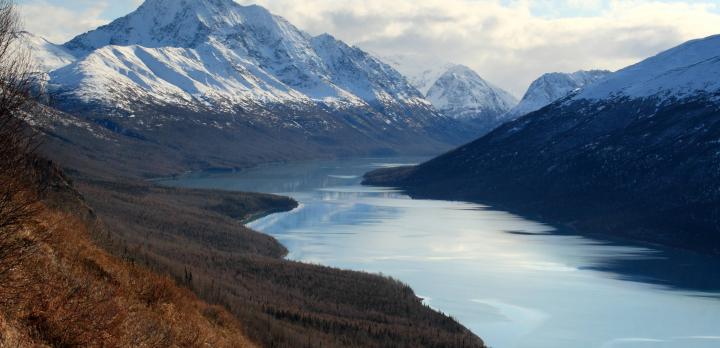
[47,0,431,114]
[505,70,611,118]
[575,35,720,101]
[24,0,475,173]
[425,65,517,134]
[364,34,720,254]
[379,55,518,135]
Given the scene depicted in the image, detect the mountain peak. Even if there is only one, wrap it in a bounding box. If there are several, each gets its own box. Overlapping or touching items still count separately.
[426,64,518,135]
[140,0,237,9]
[138,0,250,22]
[440,65,488,84]
[445,64,476,74]
[505,69,612,118]
[445,64,480,77]
[428,65,516,110]
[63,0,280,53]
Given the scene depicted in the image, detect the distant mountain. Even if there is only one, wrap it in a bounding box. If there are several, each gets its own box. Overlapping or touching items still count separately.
[505,70,611,119]
[26,0,473,177]
[364,34,720,255]
[425,65,517,135]
[381,55,518,135]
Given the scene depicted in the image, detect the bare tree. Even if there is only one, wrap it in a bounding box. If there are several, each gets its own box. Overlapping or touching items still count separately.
[0,0,41,278]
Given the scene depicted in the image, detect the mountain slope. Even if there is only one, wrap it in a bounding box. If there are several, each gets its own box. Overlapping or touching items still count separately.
[0,153,256,347]
[505,70,611,118]
[28,0,473,176]
[426,65,518,135]
[364,34,720,255]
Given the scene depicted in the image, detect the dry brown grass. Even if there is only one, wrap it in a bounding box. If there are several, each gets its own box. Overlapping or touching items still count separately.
[0,204,256,347]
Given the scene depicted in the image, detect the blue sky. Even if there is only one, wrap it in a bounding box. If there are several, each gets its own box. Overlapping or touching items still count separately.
[18,0,139,21]
[16,0,720,95]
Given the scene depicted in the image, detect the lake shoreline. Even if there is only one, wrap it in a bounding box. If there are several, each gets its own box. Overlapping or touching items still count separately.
[177,157,720,348]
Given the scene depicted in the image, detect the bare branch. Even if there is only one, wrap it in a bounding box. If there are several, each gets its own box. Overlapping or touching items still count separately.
[0,0,43,279]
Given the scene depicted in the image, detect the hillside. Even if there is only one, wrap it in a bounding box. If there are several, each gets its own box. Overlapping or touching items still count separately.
[1,5,253,343]
[364,34,720,255]
[0,159,257,347]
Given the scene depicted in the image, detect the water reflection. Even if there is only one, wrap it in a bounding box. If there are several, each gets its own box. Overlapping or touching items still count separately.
[163,157,720,348]
[582,245,720,295]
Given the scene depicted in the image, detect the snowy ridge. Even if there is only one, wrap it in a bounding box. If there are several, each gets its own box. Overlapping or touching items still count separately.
[426,65,517,121]
[39,0,433,116]
[16,32,76,71]
[506,70,611,118]
[49,43,311,110]
[576,34,720,102]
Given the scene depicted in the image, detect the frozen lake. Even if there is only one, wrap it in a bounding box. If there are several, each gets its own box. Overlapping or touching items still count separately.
[164,157,720,348]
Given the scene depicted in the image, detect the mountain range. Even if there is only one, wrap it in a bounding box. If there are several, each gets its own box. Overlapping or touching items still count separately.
[364,34,720,255]
[26,0,479,177]
[25,0,618,170]
[23,0,642,182]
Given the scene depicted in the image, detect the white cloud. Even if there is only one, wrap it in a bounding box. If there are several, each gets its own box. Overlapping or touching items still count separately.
[18,1,111,43]
[16,0,720,96]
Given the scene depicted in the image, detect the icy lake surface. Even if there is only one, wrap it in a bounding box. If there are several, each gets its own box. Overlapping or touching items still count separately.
[164,157,720,348]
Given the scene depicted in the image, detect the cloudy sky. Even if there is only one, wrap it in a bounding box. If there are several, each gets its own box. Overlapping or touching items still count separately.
[16,0,720,96]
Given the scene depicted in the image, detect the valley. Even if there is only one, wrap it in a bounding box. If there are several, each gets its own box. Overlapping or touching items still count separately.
[5,0,720,347]
[165,157,720,348]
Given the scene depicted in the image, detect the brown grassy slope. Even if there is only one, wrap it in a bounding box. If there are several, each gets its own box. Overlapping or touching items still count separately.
[0,163,256,347]
[75,177,486,348]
